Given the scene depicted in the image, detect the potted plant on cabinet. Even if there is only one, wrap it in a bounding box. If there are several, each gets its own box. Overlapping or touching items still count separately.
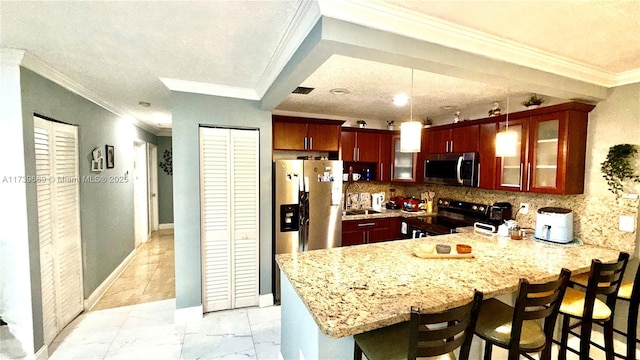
[601,144,640,196]
[386,120,395,130]
[522,94,545,109]
[357,120,367,128]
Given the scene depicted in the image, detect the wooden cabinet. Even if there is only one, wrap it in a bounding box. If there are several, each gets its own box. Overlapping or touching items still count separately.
[341,129,380,162]
[342,218,392,246]
[392,135,417,182]
[272,115,343,151]
[477,122,497,190]
[495,103,594,195]
[389,217,403,240]
[427,125,479,154]
[378,132,393,182]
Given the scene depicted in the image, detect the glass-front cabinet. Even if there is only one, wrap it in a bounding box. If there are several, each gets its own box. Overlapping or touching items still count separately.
[496,109,587,195]
[392,136,417,181]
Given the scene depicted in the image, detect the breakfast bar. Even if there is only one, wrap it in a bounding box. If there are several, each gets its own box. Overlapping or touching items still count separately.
[275,232,622,359]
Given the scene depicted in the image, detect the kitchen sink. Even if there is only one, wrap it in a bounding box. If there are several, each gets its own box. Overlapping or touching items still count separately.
[345,209,380,215]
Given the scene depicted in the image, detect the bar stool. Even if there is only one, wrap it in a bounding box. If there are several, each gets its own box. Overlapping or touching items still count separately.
[474,268,571,360]
[557,252,629,360]
[569,258,639,360]
[353,290,483,360]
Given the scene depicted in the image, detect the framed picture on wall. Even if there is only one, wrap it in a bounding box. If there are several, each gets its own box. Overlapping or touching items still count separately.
[106,145,115,169]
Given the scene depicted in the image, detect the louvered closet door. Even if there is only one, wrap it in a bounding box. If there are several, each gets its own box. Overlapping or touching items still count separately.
[34,116,82,345]
[200,127,259,312]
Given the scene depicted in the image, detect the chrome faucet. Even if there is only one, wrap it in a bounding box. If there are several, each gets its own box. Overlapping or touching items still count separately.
[343,179,362,211]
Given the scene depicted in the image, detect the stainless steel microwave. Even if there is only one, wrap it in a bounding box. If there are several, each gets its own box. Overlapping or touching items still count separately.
[424,152,478,187]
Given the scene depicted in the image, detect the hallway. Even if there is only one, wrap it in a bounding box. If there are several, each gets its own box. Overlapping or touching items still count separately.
[93,229,175,311]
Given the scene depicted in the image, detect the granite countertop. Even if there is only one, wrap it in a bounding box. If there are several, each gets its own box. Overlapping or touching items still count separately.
[341,208,436,221]
[275,233,621,339]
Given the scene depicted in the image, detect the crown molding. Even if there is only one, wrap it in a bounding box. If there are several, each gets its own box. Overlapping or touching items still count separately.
[3,48,159,135]
[317,0,638,88]
[615,68,640,87]
[160,77,260,100]
[157,128,172,137]
[254,0,322,98]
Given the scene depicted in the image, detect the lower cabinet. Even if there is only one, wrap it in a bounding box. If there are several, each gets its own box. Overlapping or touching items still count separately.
[342,218,397,246]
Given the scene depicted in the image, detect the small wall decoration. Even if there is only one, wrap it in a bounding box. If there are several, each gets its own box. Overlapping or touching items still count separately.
[159,149,173,176]
[106,145,115,169]
[91,147,104,172]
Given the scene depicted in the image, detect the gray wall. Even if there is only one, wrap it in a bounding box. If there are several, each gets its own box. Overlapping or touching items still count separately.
[172,92,272,309]
[157,136,174,224]
[19,68,156,351]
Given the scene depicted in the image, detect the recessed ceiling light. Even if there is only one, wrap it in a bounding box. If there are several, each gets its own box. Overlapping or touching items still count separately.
[329,88,350,95]
[138,101,151,107]
[393,94,409,107]
[439,105,454,110]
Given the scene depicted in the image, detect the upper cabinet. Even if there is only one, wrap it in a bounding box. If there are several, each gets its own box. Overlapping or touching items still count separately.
[272,115,343,152]
[392,135,418,182]
[495,103,595,195]
[341,129,380,162]
[427,125,479,154]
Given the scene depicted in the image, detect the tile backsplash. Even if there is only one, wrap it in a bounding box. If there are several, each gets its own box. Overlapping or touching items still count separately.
[348,181,639,255]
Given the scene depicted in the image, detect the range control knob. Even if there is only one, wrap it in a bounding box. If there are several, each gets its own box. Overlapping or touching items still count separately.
[472,205,478,210]
[478,206,485,212]
[438,199,443,205]
[443,201,449,206]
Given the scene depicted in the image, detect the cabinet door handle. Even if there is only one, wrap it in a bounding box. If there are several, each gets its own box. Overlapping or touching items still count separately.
[519,163,524,191]
[527,163,532,191]
[380,163,383,181]
[477,163,481,188]
[450,140,454,153]
[309,137,313,150]
[304,137,307,150]
[358,222,376,227]
[445,141,449,152]
[357,148,360,161]
[362,232,366,244]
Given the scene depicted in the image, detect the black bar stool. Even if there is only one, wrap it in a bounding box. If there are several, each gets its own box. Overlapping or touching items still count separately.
[569,258,639,360]
[354,290,483,360]
[557,252,629,360]
[474,268,571,360]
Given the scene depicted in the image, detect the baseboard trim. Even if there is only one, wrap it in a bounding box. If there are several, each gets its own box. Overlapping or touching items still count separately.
[259,294,274,307]
[84,249,137,311]
[33,344,48,360]
[174,304,203,324]
[159,223,174,230]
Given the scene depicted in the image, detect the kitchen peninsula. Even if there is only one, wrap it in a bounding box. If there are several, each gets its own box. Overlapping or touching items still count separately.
[275,233,621,359]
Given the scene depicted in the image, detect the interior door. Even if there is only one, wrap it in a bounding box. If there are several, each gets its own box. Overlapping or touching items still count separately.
[200,127,259,312]
[34,116,83,345]
[134,141,148,246]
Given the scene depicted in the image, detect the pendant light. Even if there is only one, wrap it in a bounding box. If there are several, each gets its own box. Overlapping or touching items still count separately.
[400,68,422,153]
[495,91,517,157]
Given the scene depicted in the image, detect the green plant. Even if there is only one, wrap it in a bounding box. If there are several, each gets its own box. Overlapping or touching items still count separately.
[522,94,544,107]
[600,144,640,196]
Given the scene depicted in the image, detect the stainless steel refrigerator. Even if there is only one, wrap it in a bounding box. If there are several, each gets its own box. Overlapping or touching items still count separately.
[273,159,343,301]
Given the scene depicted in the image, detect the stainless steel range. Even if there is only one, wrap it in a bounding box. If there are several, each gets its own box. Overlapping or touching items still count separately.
[404,198,491,237]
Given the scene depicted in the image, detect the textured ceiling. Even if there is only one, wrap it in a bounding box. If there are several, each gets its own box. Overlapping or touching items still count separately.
[385,0,640,73]
[2,0,639,132]
[276,55,529,122]
[0,0,302,128]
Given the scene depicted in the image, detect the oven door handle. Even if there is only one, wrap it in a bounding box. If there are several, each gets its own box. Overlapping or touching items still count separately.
[456,155,463,184]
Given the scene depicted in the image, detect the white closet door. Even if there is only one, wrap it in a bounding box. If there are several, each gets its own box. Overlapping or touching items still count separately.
[200,128,232,311]
[200,127,259,312]
[230,130,259,308]
[34,116,82,344]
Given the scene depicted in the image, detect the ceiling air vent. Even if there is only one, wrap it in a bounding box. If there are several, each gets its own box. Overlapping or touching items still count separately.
[292,86,314,94]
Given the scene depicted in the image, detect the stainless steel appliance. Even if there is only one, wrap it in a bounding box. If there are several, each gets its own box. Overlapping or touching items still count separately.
[535,207,573,244]
[424,152,478,187]
[273,159,343,301]
[403,198,491,236]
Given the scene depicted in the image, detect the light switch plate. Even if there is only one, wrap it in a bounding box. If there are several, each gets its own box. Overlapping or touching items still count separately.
[619,215,635,233]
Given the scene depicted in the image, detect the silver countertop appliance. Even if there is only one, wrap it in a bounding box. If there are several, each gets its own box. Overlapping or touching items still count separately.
[534,207,573,244]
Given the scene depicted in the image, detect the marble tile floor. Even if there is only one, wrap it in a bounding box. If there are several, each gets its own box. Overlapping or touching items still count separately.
[93,230,175,311]
[46,299,281,360]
